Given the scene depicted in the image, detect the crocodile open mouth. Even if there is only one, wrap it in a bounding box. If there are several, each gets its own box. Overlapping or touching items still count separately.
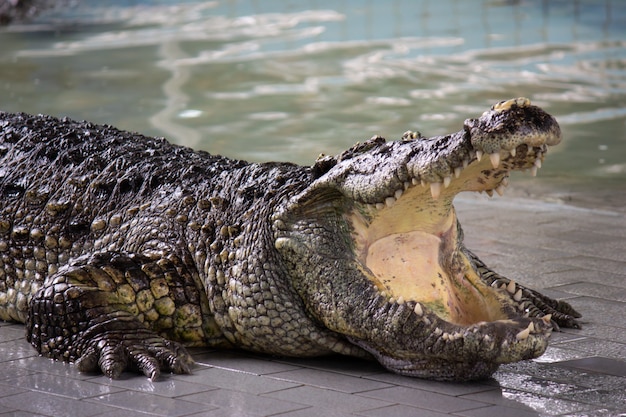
[350,142,548,326]
[348,98,559,327]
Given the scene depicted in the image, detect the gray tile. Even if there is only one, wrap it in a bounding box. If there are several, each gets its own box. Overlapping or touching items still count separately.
[263,385,393,413]
[268,368,392,393]
[85,373,217,398]
[272,406,357,417]
[180,388,307,416]
[553,282,626,302]
[552,356,626,378]
[193,350,301,375]
[274,356,385,377]
[357,404,450,417]
[357,386,487,413]
[87,390,212,416]
[555,256,626,276]
[7,357,94,380]
[454,404,545,417]
[0,339,39,362]
[557,337,626,361]
[4,373,122,399]
[363,372,496,396]
[0,363,35,380]
[0,383,25,398]
[0,324,24,342]
[172,366,301,395]
[0,391,115,417]
[497,389,597,416]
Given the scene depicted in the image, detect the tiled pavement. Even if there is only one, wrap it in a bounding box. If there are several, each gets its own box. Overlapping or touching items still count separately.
[1,193,625,416]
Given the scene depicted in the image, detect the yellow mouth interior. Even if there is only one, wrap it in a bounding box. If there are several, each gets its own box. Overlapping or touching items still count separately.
[349,158,516,325]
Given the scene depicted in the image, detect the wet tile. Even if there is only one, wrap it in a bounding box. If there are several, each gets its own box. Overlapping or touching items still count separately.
[8,356,93,380]
[88,390,211,416]
[499,389,597,416]
[555,255,626,277]
[492,370,588,398]
[193,350,301,375]
[553,356,626,377]
[5,373,122,399]
[558,388,626,411]
[358,386,487,413]
[274,356,385,377]
[553,282,626,302]
[0,383,26,398]
[264,385,392,413]
[269,368,392,393]
[172,367,300,395]
[180,388,307,416]
[0,391,115,416]
[0,338,39,362]
[357,404,451,417]
[454,404,542,417]
[269,406,357,417]
[0,324,25,342]
[557,337,626,361]
[0,363,35,380]
[87,373,219,397]
[363,372,496,396]
[540,268,626,290]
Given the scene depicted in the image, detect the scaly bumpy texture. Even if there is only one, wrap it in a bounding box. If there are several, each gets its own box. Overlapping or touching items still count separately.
[0,99,580,381]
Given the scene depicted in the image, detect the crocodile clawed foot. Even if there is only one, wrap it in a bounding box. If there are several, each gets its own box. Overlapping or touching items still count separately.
[75,330,194,380]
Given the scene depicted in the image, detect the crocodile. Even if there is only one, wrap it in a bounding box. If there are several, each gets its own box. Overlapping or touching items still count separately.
[0,98,581,381]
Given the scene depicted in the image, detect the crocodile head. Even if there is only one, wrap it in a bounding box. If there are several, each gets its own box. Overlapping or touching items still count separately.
[273,98,565,381]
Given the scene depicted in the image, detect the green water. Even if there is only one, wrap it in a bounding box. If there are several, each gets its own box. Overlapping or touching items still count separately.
[1,0,625,210]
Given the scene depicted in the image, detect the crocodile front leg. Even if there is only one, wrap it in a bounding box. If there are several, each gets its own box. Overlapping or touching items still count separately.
[26,251,227,379]
[467,250,582,330]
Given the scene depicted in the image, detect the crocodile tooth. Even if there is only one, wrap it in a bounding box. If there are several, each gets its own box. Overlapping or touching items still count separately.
[486,189,493,197]
[433,327,443,336]
[395,189,403,199]
[462,158,469,169]
[404,181,411,190]
[495,185,505,196]
[376,203,385,210]
[389,297,396,304]
[528,322,536,333]
[516,326,531,341]
[530,166,538,177]
[506,280,516,294]
[413,303,423,316]
[396,296,405,304]
[510,147,517,157]
[385,197,396,208]
[476,150,484,161]
[412,177,419,186]
[501,176,509,186]
[421,180,427,187]
[443,176,452,188]
[454,167,462,178]
[534,159,542,168]
[430,182,442,199]
[489,152,501,168]
[513,288,523,302]
[542,314,552,325]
